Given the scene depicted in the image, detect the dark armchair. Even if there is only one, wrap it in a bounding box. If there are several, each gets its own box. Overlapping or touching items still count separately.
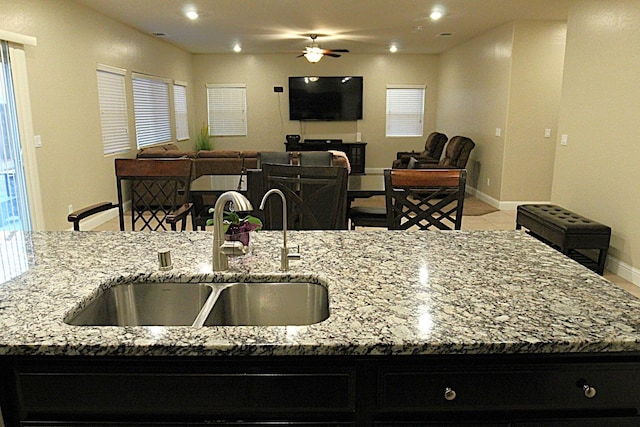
[434,136,475,169]
[397,135,476,170]
[392,132,448,169]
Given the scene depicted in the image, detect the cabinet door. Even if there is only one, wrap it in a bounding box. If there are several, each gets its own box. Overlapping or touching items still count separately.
[378,362,640,414]
[512,417,640,426]
[12,359,356,423]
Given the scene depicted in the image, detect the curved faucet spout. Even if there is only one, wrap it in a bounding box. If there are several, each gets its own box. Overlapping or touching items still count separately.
[212,191,253,271]
[260,189,289,271]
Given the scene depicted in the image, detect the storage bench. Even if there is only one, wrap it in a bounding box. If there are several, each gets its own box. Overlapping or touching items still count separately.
[516,204,611,275]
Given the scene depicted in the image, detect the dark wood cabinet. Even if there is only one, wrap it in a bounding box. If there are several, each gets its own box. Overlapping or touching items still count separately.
[285,141,367,174]
[1,354,640,426]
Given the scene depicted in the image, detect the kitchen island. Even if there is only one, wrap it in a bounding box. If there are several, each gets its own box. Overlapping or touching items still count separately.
[1,229,640,425]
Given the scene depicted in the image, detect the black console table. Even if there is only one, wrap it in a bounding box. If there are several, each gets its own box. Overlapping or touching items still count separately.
[285,140,367,174]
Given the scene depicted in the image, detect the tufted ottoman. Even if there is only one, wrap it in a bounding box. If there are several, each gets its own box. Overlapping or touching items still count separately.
[516,204,611,275]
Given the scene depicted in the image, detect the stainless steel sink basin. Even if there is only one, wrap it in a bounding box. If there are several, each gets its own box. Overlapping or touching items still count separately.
[65,281,329,327]
[65,282,214,326]
[203,282,329,326]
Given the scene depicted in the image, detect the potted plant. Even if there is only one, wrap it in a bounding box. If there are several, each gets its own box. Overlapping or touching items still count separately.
[195,122,212,151]
[207,209,262,247]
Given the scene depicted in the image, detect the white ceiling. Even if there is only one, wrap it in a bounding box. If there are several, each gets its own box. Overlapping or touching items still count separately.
[75,0,573,55]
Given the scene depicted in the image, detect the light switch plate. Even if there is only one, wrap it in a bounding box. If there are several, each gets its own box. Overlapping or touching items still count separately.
[495,128,501,137]
[34,135,42,148]
[561,134,568,146]
[544,129,552,138]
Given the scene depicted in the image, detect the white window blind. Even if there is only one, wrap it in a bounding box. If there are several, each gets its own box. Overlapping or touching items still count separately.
[385,85,425,137]
[206,84,247,136]
[96,65,129,155]
[132,73,171,148]
[173,82,189,141]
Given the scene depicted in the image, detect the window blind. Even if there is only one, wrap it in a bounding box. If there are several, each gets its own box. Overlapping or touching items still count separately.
[385,85,425,137]
[173,82,189,141]
[206,84,247,136]
[96,65,129,155]
[132,74,171,148]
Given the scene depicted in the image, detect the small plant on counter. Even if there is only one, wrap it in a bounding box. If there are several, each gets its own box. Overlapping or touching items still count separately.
[207,209,262,246]
[195,122,212,151]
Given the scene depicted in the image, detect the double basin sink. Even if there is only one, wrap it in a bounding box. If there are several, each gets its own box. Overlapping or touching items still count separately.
[65,280,329,327]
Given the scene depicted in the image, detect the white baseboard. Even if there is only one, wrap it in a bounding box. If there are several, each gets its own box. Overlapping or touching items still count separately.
[468,187,550,211]
[364,167,385,175]
[606,257,640,287]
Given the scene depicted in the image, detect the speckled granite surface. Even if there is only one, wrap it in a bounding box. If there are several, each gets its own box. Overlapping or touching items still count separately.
[1,230,639,357]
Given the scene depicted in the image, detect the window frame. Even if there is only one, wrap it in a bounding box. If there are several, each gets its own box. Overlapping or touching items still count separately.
[96,64,130,155]
[206,83,247,137]
[385,84,426,138]
[173,81,189,141]
[132,73,172,148]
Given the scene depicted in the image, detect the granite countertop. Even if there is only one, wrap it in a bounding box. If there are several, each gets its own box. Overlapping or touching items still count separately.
[1,230,640,357]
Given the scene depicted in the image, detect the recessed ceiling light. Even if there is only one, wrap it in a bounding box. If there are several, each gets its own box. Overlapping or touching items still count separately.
[233,44,242,53]
[389,45,398,53]
[185,10,199,20]
[430,11,443,21]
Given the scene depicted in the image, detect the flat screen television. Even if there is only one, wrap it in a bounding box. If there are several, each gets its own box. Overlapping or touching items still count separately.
[289,76,363,121]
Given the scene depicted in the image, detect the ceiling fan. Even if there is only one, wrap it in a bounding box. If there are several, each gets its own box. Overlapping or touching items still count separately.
[297,34,349,63]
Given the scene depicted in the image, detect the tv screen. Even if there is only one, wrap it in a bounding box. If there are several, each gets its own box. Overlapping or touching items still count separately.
[289,76,363,121]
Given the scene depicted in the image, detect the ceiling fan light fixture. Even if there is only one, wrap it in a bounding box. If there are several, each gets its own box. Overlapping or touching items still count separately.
[304,47,324,63]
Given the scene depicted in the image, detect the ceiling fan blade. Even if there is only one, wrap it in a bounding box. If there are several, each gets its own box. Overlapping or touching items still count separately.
[325,49,349,53]
[324,53,341,58]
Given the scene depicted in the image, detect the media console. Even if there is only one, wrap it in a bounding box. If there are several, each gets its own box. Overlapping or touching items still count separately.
[284,139,367,174]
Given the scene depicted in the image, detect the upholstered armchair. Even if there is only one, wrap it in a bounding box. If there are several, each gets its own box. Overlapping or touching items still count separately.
[391,132,448,169]
[398,135,476,169]
[433,136,475,169]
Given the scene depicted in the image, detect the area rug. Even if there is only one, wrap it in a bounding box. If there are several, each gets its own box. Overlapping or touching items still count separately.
[350,195,498,216]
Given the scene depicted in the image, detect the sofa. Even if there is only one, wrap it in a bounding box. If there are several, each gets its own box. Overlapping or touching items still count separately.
[136,144,349,178]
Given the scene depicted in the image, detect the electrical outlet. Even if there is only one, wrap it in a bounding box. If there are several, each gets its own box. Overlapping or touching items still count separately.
[544,128,552,138]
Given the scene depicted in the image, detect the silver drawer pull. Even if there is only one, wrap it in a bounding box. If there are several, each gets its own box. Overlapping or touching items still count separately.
[583,384,597,398]
[444,387,457,401]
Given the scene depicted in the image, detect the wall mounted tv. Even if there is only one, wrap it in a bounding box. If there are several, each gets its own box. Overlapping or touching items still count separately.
[289,76,363,121]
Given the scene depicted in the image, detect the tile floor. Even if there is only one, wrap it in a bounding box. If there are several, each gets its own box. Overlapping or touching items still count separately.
[95,208,640,299]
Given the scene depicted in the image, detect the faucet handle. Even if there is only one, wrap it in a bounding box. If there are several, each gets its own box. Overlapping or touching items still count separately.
[286,244,301,260]
[220,240,249,257]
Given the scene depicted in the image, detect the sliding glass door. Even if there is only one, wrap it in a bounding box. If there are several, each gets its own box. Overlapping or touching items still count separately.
[0,40,31,231]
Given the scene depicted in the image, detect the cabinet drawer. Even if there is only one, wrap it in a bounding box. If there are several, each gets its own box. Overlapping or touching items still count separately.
[378,363,640,413]
[17,368,356,418]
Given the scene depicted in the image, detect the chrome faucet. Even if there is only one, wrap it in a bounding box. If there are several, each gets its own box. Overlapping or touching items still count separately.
[212,191,254,271]
[259,189,295,271]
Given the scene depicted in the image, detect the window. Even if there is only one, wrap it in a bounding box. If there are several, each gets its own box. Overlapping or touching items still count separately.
[173,82,189,141]
[206,84,247,136]
[96,65,129,155]
[132,73,171,148]
[385,85,425,137]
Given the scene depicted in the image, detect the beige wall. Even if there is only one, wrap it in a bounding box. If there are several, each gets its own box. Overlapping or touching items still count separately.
[502,21,566,201]
[553,0,640,275]
[192,53,439,169]
[436,21,566,201]
[436,22,513,195]
[0,0,194,230]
